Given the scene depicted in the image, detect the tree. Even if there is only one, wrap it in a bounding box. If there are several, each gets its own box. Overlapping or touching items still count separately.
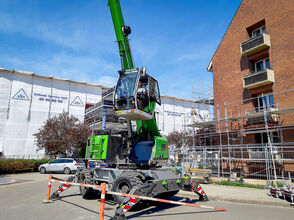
[34,111,90,157]
[166,131,190,148]
[166,127,216,149]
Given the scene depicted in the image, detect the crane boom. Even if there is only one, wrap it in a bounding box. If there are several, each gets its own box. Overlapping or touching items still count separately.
[107,0,134,70]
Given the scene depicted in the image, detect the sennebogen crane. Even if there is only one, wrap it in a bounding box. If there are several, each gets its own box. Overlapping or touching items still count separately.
[52,1,208,219]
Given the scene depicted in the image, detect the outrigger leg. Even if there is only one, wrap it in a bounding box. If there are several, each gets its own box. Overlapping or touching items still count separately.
[112,186,141,220]
[112,177,208,219]
[50,176,75,200]
[192,181,208,201]
[183,176,208,201]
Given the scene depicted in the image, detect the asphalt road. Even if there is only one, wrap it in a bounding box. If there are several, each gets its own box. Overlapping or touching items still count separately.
[0,173,294,220]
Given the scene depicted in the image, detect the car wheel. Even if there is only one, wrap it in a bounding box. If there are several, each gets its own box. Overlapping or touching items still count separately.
[40,167,46,174]
[64,167,71,175]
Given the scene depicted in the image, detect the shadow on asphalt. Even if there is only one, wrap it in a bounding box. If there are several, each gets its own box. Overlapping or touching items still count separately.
[57,194,221,219]
[60,192,114,202]
[59,198,114,217]
[58,193,83,199]
[127,196,222,219]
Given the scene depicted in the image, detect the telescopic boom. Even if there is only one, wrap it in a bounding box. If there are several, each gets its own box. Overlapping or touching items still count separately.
[107,0,134,70]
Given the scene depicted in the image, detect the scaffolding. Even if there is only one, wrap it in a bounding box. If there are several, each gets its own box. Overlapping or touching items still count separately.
[183,88,294,186]
[84,87,127,134]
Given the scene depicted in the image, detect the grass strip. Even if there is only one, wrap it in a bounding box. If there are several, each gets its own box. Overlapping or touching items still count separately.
[214,180,265,189]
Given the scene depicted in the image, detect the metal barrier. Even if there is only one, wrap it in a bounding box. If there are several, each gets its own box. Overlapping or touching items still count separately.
[179,143,294,186]
[43,175,226,220]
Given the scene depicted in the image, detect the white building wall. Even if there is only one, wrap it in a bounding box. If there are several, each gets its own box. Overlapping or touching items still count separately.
[155,96,210,136]
[0,69,102,158]
[0,68,210,158]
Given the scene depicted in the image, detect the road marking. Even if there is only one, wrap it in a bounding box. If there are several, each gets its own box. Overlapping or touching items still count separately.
[0,179,16,185]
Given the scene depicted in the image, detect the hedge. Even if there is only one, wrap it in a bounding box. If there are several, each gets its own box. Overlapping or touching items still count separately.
[0,159,50,174]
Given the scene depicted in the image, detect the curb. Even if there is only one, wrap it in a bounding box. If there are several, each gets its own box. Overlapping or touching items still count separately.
[177,190,292,208]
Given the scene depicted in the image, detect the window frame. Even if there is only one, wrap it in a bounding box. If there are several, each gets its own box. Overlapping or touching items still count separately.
[251,25,267,38]
[149,77,161,105]
[254,58,270,73]
[256,93,275,111]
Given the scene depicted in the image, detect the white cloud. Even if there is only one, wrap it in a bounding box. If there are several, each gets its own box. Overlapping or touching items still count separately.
[33,52,118,82]
[98,76,117,87]
[0,51,119,85]
[0,11,112,52]
[177,52,203,61]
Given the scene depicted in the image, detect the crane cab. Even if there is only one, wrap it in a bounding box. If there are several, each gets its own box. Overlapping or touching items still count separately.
[113,68,161,121]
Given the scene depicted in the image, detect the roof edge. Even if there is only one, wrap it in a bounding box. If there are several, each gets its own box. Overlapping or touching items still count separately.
[0,67,108,88]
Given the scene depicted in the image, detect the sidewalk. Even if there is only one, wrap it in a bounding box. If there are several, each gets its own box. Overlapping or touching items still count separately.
[178,183,292,207]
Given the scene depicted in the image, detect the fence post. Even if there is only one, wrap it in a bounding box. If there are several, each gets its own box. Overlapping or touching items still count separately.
[99,183,106,220]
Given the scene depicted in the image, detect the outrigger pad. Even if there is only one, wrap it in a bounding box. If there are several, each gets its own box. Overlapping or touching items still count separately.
[192,182,209,201]
[111,214,127,220]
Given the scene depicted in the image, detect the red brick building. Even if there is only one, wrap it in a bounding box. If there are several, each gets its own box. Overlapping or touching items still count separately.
[208,0,294,145]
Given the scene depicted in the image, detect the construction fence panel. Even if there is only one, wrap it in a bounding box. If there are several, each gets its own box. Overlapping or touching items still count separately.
[181,144,294,185]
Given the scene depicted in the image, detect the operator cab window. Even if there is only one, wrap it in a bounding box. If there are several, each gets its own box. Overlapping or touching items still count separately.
[137,76,149,110]
[114,71,138,110]
[149,77,161,105]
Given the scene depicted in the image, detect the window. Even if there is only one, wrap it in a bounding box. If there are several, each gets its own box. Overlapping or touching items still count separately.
[256,93,274,111]
[50,159,62,164]
[115,71,138,99]
[255,131,279,144]
[76,159,84,164]
[252,26,266,38]
[149,77,161,105]
[254,58,270,72]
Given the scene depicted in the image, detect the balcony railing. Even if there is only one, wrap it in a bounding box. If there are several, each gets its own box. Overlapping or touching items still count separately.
[243,69,275,89]
[241,34,271,56]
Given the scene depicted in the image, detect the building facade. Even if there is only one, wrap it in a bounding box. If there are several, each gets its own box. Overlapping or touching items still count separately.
[0,69,103,158]
[201,0,294,178]
[0,68,209,158]
[208,0,294,144]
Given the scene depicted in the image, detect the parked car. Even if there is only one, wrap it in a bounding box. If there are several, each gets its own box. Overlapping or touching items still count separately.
[38,158,85,174]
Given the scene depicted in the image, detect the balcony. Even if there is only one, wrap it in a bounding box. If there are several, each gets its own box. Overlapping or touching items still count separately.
[246,113,278,125]
[246,106,279,125]
[243,69,274,89]
[241,34,271,56]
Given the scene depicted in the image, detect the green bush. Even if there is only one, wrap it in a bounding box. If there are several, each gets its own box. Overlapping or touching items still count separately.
[0,159,50,174]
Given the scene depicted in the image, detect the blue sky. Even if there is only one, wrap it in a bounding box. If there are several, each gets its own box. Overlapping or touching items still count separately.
[0,0,241,99]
